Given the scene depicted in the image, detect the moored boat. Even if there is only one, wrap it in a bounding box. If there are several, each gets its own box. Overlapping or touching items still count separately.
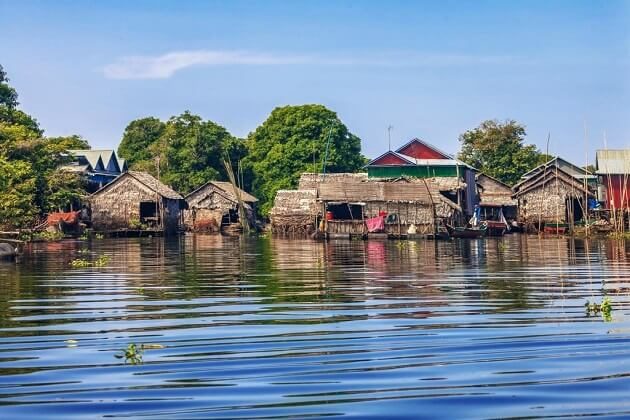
[445,223,488,239]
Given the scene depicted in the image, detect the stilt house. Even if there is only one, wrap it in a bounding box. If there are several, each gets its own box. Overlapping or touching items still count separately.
[89,171,185,235]
[184,181,258,232]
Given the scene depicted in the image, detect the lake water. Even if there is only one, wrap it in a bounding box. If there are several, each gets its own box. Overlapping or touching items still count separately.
[0,235,629,419]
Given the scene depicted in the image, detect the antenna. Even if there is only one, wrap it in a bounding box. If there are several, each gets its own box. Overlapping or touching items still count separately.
[387,125,393,151]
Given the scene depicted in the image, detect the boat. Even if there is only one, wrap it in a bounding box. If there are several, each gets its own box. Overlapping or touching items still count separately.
[445,222,488,239]
[484,220,507,236]
[0,240,22,260]
[543,222,569,234]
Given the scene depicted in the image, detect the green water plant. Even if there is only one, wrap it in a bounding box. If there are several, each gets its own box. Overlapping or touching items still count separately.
[115,343,144,365]
[585,296,612,321]
[69,255,110,268]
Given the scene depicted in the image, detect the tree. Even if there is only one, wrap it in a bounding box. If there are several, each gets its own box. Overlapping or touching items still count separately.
[0,64,92,227]
[0,156,37,229]
[117,117,166,166]
[117,112,246,194]
[243,104,366,215]
[458,120,546,186]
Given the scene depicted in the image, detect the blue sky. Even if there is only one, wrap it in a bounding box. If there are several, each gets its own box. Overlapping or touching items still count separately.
[1,0,628,164]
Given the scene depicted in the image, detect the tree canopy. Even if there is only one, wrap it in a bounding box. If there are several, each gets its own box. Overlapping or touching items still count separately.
[0,64,90,228]
[243,104,366,215]
[117,111,246,194]
[457,120,548,186]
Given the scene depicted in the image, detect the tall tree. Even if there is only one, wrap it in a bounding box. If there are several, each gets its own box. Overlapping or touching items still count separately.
[243,104,365,215]
[0,64,91,227]
[117,112,246,194]
[117,117,166,166]
[458,120,547,186]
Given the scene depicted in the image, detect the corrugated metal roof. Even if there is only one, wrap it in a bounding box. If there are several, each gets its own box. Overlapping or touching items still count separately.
[596,149,630,174]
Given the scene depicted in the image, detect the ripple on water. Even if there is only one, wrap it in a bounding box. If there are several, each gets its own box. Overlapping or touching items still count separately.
[0,235,629,418]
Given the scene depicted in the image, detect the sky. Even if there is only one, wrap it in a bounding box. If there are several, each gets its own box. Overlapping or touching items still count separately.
[1,0,629,164]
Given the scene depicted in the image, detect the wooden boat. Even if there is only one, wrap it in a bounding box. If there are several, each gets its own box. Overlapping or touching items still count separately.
[543,222,569,234]
[484,220,507,237]
[0,240,22,260]
[446,223,488,239]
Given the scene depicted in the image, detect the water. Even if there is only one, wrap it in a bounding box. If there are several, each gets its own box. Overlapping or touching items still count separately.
[0,235,629,419]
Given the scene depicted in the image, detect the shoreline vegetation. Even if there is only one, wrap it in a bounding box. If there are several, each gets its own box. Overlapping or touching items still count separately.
[1,63,628,241]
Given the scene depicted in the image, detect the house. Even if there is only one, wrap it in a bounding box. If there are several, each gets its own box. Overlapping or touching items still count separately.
[366,138,477,217]
[512,166,593,229]
[61,149,128,192]
[184,181,258,232]
[595,149,630,211]
[476,173,518,225]
[270,173,460,237]
[270,189,319,235]
[520,156,596,186]
[89,171,185,235]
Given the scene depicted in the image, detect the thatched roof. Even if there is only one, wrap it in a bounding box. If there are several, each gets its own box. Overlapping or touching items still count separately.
[476,173,516,207]
[298,173,368,190]
[513,167,593,198]
[318,180,434,204]
[187,181,258,203]
[271,189,318,216]
[91,171,183,200]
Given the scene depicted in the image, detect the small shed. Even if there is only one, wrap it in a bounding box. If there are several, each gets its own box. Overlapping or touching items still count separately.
[476,173,518,222]
[184,181,258,232]
[89,171,185,235]
[512,166,593,227]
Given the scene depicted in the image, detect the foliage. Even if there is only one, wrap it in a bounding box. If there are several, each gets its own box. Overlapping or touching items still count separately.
[585,296,612,322]
[115,343,144,365]
[45,170,86,212]
[32,230,64,242]
[117,111,246,195]
[69,254,110,268]
[0,156,37,228]
[0,65,91,228]
[243,104,366,215]
[457,120,548,186]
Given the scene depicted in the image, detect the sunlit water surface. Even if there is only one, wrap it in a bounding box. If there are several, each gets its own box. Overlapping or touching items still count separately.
[1,235,629,419]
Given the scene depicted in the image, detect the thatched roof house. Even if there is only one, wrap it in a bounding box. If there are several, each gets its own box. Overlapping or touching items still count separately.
[89,171,185,235]
[184,181,258,232]
[512,166,593,225]
[270,173,461,236]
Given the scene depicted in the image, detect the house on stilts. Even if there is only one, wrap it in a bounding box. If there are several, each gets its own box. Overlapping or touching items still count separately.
[184,181,258,232]
[89,171,186,235]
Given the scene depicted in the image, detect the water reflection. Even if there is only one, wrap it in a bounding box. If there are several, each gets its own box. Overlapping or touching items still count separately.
[0,235,629,418]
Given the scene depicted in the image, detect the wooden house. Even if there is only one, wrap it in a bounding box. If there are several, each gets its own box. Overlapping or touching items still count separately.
[184,181,258,232]
[366,138,477,217]
[512,166,593,228]
[89,171,185,235]
[595,149,630,211]
[270,189,318,235]
[476,173,518,222]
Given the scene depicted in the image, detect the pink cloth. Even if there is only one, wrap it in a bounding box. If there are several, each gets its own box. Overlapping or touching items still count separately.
[366,216,385,233]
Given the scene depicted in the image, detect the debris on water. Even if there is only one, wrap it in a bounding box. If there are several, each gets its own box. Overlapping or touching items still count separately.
[585,297,613,322]
[65,339,78,347]
[142,343,165,350]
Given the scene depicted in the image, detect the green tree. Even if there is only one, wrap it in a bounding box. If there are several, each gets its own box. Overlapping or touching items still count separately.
[117,117,166,165]
[0,65,92,226]
[0,156,37,229]
[117,111,246,194]
[243,104,365,215]
[458,120,546,185]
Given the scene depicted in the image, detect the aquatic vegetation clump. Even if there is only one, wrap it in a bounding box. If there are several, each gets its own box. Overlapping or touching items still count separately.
[69,255,110,268]
[115,343,144,365]
[585,297,612,321]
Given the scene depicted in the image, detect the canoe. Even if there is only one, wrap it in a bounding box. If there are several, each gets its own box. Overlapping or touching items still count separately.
[446,224,488,239]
